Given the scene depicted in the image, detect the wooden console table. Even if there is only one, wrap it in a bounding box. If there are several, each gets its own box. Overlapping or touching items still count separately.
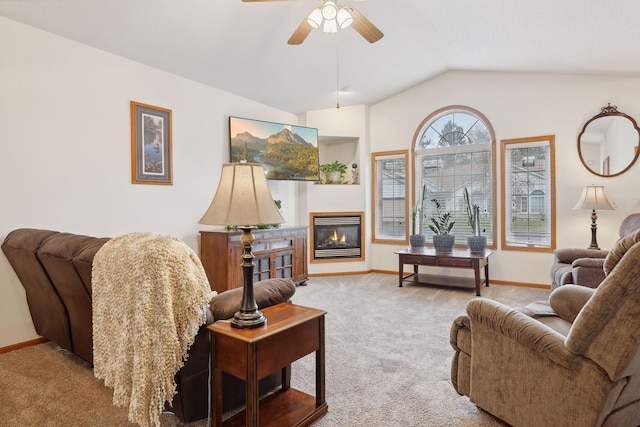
[200,227,308,294]
[396,247,493,296]
[208,303,327,427]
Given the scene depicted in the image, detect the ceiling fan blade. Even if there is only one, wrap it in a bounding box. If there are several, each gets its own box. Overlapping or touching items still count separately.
[288,20,313,45]
[242,0,292,2]
[346,7,384,43]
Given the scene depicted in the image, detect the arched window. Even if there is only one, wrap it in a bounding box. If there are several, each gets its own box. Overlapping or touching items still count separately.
[413,106,495,246]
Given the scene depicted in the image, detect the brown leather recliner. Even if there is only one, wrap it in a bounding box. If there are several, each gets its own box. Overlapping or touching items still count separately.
[1,228,296,423]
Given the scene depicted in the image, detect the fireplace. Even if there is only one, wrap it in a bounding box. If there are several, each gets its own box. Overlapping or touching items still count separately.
[310,212,364,262]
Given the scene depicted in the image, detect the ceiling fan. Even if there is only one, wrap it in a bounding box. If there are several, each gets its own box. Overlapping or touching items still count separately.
[241,0,384,45]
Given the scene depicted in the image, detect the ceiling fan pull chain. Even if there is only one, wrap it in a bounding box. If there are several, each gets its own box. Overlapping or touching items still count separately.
[336,45,340,109]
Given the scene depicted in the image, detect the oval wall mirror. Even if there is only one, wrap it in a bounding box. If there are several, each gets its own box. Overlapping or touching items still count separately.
[578,103,640,177]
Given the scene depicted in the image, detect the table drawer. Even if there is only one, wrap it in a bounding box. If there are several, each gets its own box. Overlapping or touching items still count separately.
[401,254,436,265]
[437,257,472,267]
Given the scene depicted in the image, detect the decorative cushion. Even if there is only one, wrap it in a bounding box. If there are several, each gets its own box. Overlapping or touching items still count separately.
[603,229,640,275]
[209,278,296,321]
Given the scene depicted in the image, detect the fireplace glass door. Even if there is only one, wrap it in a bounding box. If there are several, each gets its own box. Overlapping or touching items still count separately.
[311,213,363,261]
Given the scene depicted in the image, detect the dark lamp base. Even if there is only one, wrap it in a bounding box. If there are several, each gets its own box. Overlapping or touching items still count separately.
[231,226,267,329]
[231,310,267,329]
[588,209,601,250]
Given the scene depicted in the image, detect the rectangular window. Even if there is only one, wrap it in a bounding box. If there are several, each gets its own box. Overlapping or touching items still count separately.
[372,150,408,244]
[501,135,556,251]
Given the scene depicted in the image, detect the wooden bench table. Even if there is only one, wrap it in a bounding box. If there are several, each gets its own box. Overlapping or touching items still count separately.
[396,247,493,296]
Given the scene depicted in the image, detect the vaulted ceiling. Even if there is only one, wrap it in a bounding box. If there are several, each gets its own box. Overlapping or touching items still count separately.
[1,0,639,114]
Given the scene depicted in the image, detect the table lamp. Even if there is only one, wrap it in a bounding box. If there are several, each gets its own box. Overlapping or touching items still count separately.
[573,185,614,250]
[199,162,285,328]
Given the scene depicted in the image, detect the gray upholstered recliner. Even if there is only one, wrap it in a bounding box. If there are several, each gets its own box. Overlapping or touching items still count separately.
[550,212,640,289]
[451,229,640,427]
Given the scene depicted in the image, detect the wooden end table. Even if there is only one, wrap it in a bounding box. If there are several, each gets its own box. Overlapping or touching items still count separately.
[208,303,328,427]
[396,247,493,296]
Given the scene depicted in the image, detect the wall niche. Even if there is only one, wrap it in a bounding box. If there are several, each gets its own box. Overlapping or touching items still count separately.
[318,136,360,184]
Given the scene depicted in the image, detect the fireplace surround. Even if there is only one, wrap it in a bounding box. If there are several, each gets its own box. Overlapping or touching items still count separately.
[310,212,364,263]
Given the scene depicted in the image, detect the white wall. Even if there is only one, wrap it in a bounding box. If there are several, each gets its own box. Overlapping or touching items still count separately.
[5,16,640,347]
[0,17,298,347]
[299,105,371,274]
[368,70,640,285]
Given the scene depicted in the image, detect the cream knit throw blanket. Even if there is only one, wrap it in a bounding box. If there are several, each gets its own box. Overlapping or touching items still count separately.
[92,232,215,427]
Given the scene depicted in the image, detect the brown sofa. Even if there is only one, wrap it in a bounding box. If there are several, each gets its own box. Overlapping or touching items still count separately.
[1,228,296,423]
[451,229,640,426]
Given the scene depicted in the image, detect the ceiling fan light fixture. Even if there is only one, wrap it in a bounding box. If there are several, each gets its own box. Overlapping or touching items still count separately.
[337,7,353,29]
[307,8,323,29]
[323,18,338,33]
[321,1,338,20]
[286,0,384,45]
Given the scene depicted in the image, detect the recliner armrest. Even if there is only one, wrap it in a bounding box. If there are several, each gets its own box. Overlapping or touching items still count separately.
[549,284,595,323]
[450,314,471,353]
[571,257,604,269]
[466,298,580,369]
[553,248,608,264]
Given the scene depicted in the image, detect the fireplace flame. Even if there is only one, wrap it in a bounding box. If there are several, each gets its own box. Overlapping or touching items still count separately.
[316,225,359,251]
[328,229,347,244]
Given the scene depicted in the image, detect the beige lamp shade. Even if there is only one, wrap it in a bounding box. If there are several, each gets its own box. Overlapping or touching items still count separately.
[573,185,614,211]
[199,163,285,227]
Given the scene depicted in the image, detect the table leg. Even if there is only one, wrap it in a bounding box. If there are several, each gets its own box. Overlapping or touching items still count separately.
[316,316,326,406]
[246,344,259,427]
[398,257,404,287]
[474,261,481,296]
[485,261,490,287]
[282,365,291,391]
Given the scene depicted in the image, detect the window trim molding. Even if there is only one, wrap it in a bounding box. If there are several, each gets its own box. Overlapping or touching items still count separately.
[412,105,497,250]
[371,149,409,245]
[412,104,497,151]
[500,135,557,252]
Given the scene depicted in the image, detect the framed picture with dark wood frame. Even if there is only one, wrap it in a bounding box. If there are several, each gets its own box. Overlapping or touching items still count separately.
[130,101,172,185]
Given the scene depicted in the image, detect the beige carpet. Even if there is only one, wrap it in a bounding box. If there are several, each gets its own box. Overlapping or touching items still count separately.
[289,273,549,427]
[0,273,550,426]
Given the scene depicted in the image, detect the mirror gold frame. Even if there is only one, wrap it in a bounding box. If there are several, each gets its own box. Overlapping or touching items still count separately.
[577,104,640,177]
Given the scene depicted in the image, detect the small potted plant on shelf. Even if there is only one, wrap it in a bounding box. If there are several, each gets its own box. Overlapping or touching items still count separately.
[319,161,348,183]
[428,198,455,253]
[463,187,487,253]
[319,163,332,183]
[410,184,427,247]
